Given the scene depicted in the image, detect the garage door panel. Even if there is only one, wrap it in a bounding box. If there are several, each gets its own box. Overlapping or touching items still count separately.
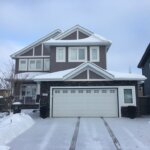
[53,88,118,117]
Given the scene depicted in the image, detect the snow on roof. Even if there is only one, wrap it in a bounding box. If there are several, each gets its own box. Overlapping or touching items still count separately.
[108,71,146,81]
[14,72,47,80]
[34,64,146,81]
[44,34,111,46]
[34,68,75,81]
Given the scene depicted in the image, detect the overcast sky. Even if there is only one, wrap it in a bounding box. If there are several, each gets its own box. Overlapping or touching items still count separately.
[0,0,150,73]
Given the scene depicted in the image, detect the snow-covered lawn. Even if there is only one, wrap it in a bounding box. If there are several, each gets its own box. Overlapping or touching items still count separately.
[106,117,150,150]
[0,115,149,150]
[0,113,34,150]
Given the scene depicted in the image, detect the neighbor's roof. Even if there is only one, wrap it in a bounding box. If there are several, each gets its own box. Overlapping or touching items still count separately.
[138,43,150,68]
[44,34,112,46]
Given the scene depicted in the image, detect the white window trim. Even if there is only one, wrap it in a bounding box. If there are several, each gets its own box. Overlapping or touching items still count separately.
[19,59,27,71]
[56,47,66,62]
[68,47,87,62]
[90,46,100,62]
[28,59,43,71]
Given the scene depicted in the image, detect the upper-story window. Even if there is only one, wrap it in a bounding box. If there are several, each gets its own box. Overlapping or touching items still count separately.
[19,59,27,71]
[90,46,100,62]
[44,59,50,71]
[56,47,66,62]
[68,47,87,62]
[29,59,43,71]
[18,58,50,71]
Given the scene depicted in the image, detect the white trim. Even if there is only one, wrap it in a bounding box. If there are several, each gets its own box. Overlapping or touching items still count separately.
[49,85,136,117]
[68,47,87,62]
[42,43,44,56]
[11,29,61,58]
[56,47,66,62]
[37,82,41,95]
[55,25,93,40]
[90,46,100,62]
[33,47,35,56]
[16,56,50,58]
[77,29,79,39]
[19,59,27,71]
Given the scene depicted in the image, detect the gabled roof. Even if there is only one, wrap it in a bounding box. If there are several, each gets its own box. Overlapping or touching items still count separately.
[33,62,146,81]
[54,24,93,40]
[138,43,150,68]
[11,29,61,58]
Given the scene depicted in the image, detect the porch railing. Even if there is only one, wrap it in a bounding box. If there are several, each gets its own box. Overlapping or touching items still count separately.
[13,96,39,104]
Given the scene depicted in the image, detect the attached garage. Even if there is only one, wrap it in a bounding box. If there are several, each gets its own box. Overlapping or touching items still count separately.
[52,88,118,117]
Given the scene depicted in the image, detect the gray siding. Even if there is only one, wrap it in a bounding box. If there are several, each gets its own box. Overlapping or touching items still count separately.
[89,70,104,79]
[79,31,89,39]
[142,57,150,96]
[73,71,87,79]
[62,31,77,40]
[49,46,106,72]
[34,45,42,56]
[21,49,33,56]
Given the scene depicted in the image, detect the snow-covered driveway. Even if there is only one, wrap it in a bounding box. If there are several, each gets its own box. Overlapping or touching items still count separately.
[106,118,150,150]
[8,117,150,150]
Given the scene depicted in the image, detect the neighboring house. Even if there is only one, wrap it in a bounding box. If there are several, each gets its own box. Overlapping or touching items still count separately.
[11,25,145,117]
[0,89,10,98]
[138,43,150,96]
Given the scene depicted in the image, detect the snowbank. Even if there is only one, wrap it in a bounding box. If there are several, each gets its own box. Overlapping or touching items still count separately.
[0,113,34,149]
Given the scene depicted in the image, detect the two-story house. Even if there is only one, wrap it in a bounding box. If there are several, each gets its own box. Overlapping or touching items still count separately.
[138,43,150,96]
[11,25,145,117]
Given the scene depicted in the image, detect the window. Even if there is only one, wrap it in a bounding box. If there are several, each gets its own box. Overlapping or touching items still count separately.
[94,90,99,93]
[19,59,27,71]
[56,47,66,62]
[124,89,133,103]
[86,89,91,93]
[69,47,87,62]
[102,89,107,93]
[44,59,50,71]
[21,85,37,100]
[29,59,43,71]
[110,89,115,93]
[90,46,99,62]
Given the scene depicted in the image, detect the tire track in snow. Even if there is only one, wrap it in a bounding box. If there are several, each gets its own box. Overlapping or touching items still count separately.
[69,117,80,150]
[39,122,56,150]
[102,118,122,150]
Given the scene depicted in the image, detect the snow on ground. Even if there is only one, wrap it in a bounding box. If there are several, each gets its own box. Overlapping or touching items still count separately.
[0,113,34,150]
[106,117,150,150]
[9,118,77,150]
[76,118,116,150]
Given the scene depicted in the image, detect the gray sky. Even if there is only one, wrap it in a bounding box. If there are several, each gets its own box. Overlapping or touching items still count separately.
[0,0,150,73]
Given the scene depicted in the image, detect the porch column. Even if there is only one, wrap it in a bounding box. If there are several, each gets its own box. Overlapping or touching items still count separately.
[37,82,41,95]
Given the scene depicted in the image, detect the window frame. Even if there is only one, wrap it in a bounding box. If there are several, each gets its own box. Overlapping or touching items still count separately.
[68,47,87,62]
[19,59,27,71]
[56,47,66,62]
[44,58,50,71]
[124,89,133,103]
[28,59,43,71]
[90,46,100,62]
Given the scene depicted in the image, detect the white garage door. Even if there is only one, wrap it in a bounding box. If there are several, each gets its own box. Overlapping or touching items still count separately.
[52,88,118,117]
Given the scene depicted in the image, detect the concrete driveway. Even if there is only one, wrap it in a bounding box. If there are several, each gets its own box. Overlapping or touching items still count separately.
[8,117,150,150]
